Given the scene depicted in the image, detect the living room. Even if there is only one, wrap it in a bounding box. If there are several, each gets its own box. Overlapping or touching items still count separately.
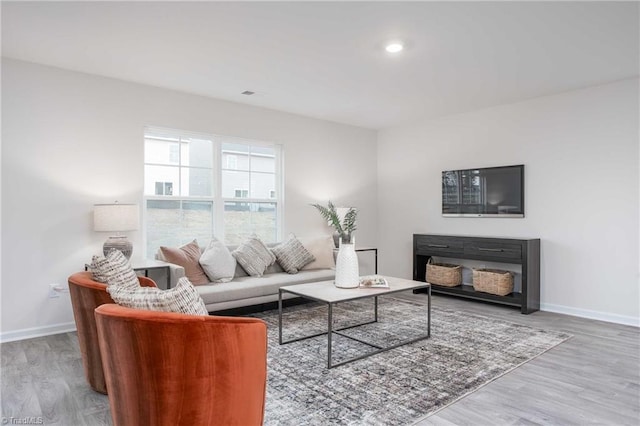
[1,1,638,425]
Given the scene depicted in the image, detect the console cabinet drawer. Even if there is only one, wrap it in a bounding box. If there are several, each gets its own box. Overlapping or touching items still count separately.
[463,241,522,260]
[416,236,463,256]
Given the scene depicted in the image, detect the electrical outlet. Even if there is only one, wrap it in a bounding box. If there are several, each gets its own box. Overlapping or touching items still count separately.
[49,283,60,298]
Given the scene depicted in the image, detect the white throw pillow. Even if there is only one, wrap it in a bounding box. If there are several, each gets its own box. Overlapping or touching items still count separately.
[107,277,208,316]
[301,235,336,270]
[199,237,236,283]
[232,236,276,277]
[272,234,315,274]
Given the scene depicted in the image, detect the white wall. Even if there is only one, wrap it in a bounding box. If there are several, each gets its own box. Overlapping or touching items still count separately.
[2,59,636,339]
[377,78,639,325]
[1,59,378,339]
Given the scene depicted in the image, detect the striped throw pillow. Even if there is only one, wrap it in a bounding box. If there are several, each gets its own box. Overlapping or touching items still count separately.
[232,236,276,277]
[272,234,316,274]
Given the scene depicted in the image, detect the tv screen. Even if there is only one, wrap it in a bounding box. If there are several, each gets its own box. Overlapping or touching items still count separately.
[442,165,524,217]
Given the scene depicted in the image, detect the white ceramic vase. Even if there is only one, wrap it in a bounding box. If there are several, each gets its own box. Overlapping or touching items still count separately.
[334,237,359,288]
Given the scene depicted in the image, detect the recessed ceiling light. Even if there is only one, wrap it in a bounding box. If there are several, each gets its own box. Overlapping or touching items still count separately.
[385,42,404,53]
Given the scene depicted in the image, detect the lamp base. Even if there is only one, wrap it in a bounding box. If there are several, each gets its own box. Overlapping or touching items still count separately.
[103,236,133,259]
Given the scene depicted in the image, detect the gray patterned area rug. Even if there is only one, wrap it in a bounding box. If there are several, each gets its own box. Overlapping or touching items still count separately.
[253,297,571,426]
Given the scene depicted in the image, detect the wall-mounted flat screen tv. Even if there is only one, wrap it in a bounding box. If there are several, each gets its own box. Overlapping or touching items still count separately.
[442,165,524,217]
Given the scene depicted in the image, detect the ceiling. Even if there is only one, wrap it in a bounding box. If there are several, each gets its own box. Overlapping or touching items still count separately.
[2,1,638,130]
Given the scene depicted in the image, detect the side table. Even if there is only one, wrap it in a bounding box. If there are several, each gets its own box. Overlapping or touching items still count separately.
[85,258,172,289]
[334,247,378,274]
[355,247,378,274]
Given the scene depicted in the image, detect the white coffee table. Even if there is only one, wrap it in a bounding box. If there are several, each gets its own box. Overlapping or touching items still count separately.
[278,276,431,368]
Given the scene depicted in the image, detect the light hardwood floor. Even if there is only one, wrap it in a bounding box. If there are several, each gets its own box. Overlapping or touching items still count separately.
[1,294,638,425]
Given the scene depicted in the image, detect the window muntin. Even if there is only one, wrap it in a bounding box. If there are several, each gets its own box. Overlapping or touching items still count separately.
[144,129,282,255]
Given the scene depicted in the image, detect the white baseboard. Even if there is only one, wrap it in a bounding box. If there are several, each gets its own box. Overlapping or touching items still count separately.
[541,303,639,327]
[0,322,77,343]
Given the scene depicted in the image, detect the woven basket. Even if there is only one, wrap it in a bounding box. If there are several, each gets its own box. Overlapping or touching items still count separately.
[426,260,462,287]
[472,269,514,296]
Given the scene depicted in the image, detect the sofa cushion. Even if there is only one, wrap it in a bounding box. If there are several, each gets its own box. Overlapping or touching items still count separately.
[199,238,236,283]
[228,242,284,277]
[232,236,276,277]
[301,235,336,270]
[90,250,139,290]
[107,277,208,315]
[196,269,336,306]
[233,262,249,278]
[160,240,209,285]
[271,234,315,274]
[265,261,285,274]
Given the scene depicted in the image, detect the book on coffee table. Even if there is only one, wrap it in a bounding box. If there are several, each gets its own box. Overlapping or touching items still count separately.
[359,275,389,289]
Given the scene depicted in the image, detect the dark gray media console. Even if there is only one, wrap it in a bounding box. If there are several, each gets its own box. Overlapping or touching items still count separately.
[413,234,540,314]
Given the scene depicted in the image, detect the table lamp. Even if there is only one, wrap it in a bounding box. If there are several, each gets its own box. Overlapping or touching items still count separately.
[93,202,139,259]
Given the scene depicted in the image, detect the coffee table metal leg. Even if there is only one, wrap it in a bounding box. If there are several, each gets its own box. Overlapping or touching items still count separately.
[427,285,431,337]
[374,296,378,322]
[327,302,333,369]
[279,285,431,369]
[278,289,283,344]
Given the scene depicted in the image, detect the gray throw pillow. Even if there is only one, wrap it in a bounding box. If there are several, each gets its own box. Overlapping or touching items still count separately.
[107,277,208,316]
[232,236,276,277]
[199,237,236,283]
[272,234,316,274]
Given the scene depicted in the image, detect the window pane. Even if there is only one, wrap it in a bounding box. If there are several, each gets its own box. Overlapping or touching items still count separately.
[223,202,277,245]
[222,143,249,171]
[222,170,249,198]
[181,201,214,244]
[146,200,181,255]
[145,138,179,165]
[184,138,213,168]
[146,200,213,255]
[250,172,275,199]
[225,154,239,170]
[144,165,179,196]
[222,142,249,153]
[250,146,276,173]
[181,167,212,196]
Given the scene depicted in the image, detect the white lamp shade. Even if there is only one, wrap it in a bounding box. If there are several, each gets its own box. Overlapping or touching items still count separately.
[94,203,139,232]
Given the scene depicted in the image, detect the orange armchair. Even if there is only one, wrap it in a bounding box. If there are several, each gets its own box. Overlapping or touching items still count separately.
[68,271,157,394]
[94,304,268,426]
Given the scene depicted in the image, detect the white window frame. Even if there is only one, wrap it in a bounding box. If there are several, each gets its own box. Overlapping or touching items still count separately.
[143,127,283,256]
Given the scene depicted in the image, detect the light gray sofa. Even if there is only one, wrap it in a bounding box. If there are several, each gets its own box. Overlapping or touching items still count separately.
[160,242,335,312]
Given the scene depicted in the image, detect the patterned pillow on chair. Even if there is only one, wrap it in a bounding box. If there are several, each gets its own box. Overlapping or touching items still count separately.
[107,277,208,316]
[90,250,139,290]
